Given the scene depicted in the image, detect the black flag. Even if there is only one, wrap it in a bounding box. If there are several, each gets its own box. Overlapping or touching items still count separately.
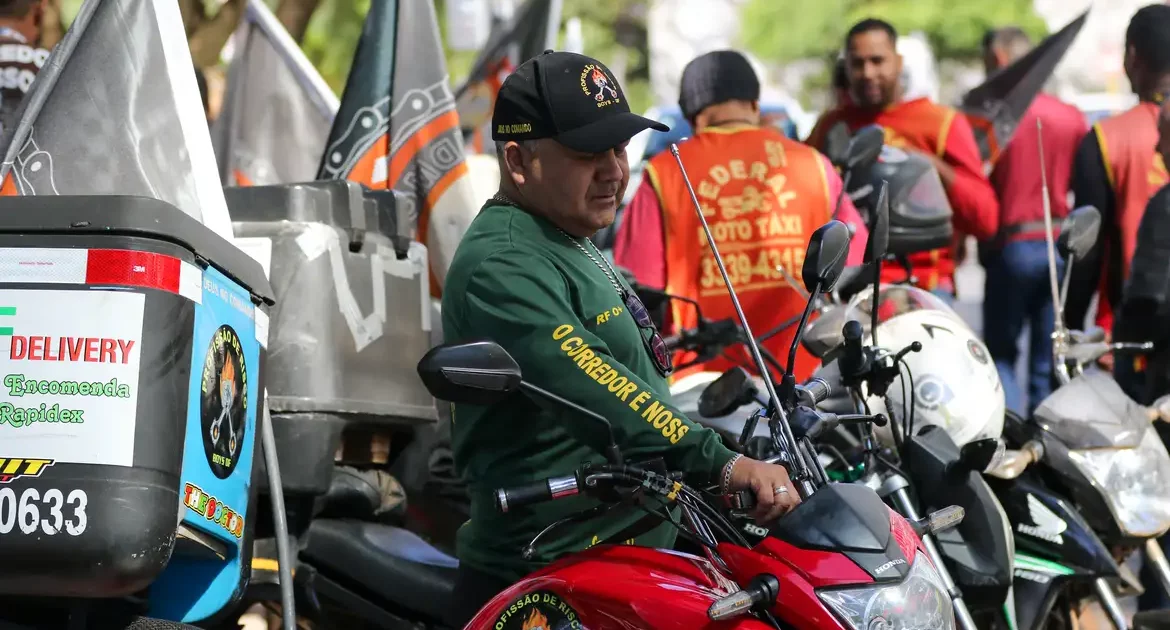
[0,0,231,237]
[212,0,338,187]
[961,9,1089,164]
[317,0,477,297]
[454,0,561,153]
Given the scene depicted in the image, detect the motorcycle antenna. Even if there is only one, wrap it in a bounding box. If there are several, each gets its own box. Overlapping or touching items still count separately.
[870,181,890,347]
[1037,119,1066,338]
[668,144,812,490]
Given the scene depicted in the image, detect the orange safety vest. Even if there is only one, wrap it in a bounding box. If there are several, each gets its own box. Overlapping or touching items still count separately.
[644,125,832,383]
[807,98,957,291]
[1092,102,1168,331]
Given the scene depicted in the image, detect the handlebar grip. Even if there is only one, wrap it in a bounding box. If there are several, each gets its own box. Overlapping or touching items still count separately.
[796,378,832,407]
[840,319,865,378]
[496,474,579,514]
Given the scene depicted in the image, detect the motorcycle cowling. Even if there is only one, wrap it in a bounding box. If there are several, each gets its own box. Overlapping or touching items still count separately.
[904,425,1014,612]
[851,146,953,256]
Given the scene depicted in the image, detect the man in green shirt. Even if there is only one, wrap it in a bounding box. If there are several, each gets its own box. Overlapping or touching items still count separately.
[442,50,800,624]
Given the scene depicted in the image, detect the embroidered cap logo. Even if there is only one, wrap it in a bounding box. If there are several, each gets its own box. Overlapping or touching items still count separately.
[580,64,619,106]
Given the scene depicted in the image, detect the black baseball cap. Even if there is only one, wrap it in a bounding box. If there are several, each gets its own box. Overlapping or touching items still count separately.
[492,50,669,153]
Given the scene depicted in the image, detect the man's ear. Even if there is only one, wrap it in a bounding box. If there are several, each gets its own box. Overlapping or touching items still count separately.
[894,52,904,77]
[32,0,46,29]
[503,141,530,186]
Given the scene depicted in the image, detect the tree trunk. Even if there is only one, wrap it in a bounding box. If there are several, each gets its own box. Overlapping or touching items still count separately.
[38,0,65,49]
[276,0,322,43]
[183,0,247,69]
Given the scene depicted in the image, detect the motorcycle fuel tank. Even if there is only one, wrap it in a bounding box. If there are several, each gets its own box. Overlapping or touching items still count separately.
[466,545,771,630]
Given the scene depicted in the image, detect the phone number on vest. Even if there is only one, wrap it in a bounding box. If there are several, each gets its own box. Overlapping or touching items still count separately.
[701,248,806,295]
[0,487,87,536]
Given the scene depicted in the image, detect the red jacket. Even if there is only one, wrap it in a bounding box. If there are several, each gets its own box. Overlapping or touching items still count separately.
[806,98,999,293]
[990,94,1088,244]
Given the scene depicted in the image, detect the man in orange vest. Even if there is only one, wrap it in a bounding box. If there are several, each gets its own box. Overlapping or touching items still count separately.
[1067,4,1170,390]
[614,50,868,382]
[807,19,999,298]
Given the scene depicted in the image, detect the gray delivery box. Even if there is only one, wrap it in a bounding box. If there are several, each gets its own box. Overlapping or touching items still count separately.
[225,181,436,427]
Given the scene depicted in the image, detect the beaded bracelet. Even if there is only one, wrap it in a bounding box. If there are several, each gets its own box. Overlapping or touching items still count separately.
[720,454,744,495]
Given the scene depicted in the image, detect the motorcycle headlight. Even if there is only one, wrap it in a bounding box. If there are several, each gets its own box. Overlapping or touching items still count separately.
[818,552,955,630]
[1069,427,1170,538]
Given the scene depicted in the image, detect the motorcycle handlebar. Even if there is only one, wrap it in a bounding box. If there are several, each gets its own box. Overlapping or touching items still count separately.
[496,474,579,514]
[1064,340,1154,365]
[838,319,866,380]
[795,378,832,407]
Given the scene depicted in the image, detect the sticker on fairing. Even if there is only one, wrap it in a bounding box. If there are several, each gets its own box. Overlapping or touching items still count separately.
[496,590,581,630]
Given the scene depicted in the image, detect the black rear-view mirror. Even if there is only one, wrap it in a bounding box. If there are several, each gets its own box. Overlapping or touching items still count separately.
[802,220,852,294]
[698,367,758,418]
[417,340,521,405]
[1057,205,1102,260]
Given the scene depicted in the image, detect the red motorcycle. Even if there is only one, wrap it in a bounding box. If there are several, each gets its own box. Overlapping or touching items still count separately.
[417,216,965,630]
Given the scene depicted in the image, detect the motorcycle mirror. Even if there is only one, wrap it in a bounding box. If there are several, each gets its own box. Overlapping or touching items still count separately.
[786,220,852,379]
[698,367,758,418]
[958,438,1005,474]
[416,340,522,405]
[418,340,625,465]
[844,124,885,172]
[865,180,891,264]
[801,220,852,294]
[825,121,852,168]
[1056,205,1102,260]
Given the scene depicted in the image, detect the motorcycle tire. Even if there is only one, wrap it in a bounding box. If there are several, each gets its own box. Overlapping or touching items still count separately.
[120,618,201,630]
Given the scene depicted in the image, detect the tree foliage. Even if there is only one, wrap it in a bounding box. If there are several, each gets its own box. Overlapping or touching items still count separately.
[298,0,653,111]
[740,0,1049,63]
[56,0,656,110]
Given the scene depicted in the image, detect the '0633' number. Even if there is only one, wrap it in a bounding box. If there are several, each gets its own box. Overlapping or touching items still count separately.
[0,487,87,536]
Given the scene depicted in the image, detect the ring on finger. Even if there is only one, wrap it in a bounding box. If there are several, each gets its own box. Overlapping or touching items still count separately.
[773,485,789,495]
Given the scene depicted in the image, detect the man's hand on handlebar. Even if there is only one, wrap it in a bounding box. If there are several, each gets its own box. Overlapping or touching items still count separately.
[728,458,801,523]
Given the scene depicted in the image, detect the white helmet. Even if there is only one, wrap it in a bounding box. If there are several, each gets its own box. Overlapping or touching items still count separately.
[848,286,1005,448]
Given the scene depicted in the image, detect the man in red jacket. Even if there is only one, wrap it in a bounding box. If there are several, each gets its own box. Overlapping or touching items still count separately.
[980,27,1088,416]
[807,18,999,299]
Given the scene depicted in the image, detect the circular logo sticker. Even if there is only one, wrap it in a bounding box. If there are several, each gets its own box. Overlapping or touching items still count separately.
[200,325,248,479]
[967,339,990,365]
[914,375,955,412]
[496,590,581,630]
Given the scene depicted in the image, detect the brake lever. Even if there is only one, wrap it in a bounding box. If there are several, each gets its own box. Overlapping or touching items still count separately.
[522,502,612,559]
[1113,341,1155,353]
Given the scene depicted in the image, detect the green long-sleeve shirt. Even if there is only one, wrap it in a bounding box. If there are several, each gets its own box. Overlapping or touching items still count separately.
[442,203,737,581]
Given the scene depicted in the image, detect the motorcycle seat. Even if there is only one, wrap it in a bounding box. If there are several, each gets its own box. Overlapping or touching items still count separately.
[302,518,458,622]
